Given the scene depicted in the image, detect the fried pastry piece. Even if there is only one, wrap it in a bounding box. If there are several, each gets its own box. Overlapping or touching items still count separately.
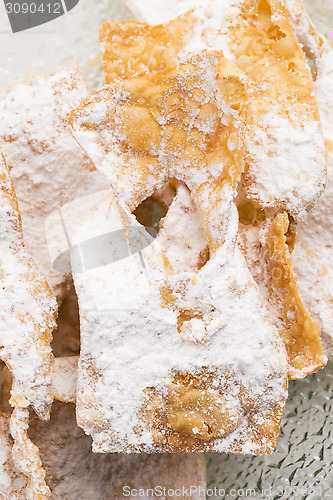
[284,0,333,358]
[0,364,27,499]
[1,404,52,500]
[238,210,326,378]
[119,0,326,218]
[1,360,207,500]
[67,53,288,454]
[69,51,246,251]
[0,62,104,300]
[10,406,50,499]
[0,154,57,419]
[58,192,287,454]
[0,156,57,499]
[153,179,326,379]
[100,7,326,375]
[230,0,325,217]
[0,410,27,499]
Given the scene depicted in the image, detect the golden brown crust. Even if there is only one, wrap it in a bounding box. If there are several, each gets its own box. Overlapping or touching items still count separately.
[100,1,326,216]
[263,213,326,378]
[238,209,326,379]
[139,369,286,454]
[100,15,195,83]
[99,3,326,380]
[68,50,289,454]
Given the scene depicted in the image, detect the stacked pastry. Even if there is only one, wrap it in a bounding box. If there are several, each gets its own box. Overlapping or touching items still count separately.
[0,63,206,498]
[0,0,332,498]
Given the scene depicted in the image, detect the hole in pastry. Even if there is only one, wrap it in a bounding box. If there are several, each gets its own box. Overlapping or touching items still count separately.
[133,181,176,236]
[0,362,12,414]
[285,214,297,253]
[237,199,266,226]
[51,279,80,358]
[133,197,167,236]
[133,181,211,274]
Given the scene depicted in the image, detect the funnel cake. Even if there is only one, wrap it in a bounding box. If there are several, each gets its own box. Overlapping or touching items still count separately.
[101,3,326,376]
[68,52,288,454]
[0,62,104,300]
[119,0,326,219]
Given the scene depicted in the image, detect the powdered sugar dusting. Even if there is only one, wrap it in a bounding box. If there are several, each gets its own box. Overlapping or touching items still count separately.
[0,156,57,419]
[0,412,27,498]
[246,112,325,218]
[0,62,105,301]
[123,0,326,218]
[62,187,287,453]
[288,11,333,357]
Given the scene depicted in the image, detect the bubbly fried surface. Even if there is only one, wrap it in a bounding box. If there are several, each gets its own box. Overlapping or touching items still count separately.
[262,214,325,378]
[229,0,326,214]
[0,154,57,418]
[100,1,326,217]
[99,1,326,379]
[68,52,288,454]
[69,51,246,251]
[238,210,326,379]
[100,15,194,83]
